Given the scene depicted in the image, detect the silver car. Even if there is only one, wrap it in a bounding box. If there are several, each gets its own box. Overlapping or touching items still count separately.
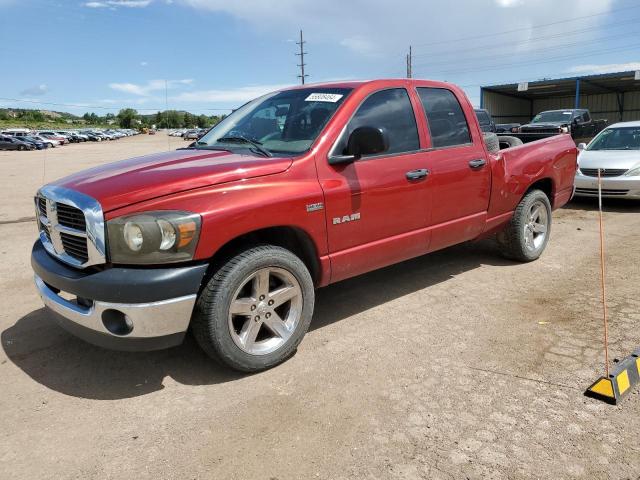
[575,121,640,199]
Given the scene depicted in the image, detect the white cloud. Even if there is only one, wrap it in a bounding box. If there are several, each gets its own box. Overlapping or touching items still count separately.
[171,84,290,103]
[178,0,615,58]
[20,84,48,96]
[495,0,524,7]
[140,61,149,66]
[83,0,152,8]
[340,36,376,56]
[109,79,193,96]
[567,63,640,75]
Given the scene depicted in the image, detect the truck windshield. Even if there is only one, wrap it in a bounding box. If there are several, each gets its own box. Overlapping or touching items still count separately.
[196,87,353,156]
[531,111,574,123]
[588,127,640,151]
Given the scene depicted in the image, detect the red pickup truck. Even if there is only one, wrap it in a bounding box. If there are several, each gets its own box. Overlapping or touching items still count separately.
[31,79,577,372]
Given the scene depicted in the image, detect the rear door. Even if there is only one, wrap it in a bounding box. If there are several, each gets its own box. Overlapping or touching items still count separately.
[415,87,491,252]
[317,87,432,282]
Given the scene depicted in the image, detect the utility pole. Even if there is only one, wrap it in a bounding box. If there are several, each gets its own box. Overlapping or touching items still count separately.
[406,45,413,78]
[296,29,309,85]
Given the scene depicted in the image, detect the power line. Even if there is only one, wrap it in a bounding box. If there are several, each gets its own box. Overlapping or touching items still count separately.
[296,29,309,85]
[416,42,640,76]
[410,4,640,49]
[410,17,640,60]
[413,30,637,69]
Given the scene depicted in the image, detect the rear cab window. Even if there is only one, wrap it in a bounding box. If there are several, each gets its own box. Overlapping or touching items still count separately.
[333,88,420,158]
[417,87,472,148]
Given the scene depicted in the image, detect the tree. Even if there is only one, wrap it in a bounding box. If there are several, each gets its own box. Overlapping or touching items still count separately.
[117,108,138,128]
[183,112,195,128]
[197,115,210,128]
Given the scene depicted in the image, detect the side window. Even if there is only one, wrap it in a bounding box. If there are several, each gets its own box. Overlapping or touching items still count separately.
[582,112,591,122]
[417,87,471,148]
[336,88,419,157]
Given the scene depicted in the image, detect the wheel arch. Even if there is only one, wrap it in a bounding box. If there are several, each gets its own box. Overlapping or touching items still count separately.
[204,226,322,287]
[524,177,554,207]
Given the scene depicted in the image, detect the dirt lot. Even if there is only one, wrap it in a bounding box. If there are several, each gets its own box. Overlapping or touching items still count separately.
[1,135,639,479]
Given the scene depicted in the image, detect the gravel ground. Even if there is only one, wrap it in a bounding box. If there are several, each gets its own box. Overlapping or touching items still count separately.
[1,134,639,479]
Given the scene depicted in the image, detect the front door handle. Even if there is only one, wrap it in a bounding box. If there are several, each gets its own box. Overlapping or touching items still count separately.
[468,158,487,169]
[405,168,430,181]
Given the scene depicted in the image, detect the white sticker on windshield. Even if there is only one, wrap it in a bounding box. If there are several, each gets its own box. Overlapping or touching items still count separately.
[305,93,343,103]
[563,111,573,114]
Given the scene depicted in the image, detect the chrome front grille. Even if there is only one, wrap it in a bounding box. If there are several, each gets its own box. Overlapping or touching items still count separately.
[35,185,106,269]
[580,168,628,178]
[520,127,561,135]
[575,187,629,196]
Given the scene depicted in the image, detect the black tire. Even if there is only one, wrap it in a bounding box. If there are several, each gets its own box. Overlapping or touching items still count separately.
[483,132,500,153]
[18,145,25,151]
[498,135,523,149]
[192,245,315,372]
[496,189,552,262]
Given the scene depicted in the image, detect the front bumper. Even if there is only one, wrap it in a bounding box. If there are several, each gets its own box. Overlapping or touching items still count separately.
[31,241,208,351]
[574,173,640,199]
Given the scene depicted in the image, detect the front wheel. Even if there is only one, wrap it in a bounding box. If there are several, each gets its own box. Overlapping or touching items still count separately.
[497,189,552,262]
[192,245,315,372]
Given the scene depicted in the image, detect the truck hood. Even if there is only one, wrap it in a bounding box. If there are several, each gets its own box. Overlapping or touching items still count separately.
[53,148,293,212]
[578,149,640,170]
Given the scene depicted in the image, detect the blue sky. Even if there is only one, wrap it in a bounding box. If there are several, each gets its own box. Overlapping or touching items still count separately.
[1,0,639,115]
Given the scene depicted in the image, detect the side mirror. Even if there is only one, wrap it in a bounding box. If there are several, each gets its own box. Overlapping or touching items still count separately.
[577,143,587,150]
[329,126,389,165]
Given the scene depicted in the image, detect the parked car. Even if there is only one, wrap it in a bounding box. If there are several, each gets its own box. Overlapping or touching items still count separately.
[474,109,496,133]
[183,129,200,140]
[0,135,35,150]
[38,131,69,145]
[31,79,577,372]
[513,109,607,143]
[31,135,59,148]
[496,123,521,134]
[1,128,32,137]
[19,136,48,150]
[574,121,640,199]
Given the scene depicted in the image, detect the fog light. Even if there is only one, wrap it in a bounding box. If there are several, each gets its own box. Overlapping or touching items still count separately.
[102,309,134,336]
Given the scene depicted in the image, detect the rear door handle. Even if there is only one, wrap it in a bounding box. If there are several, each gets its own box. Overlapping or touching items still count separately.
[405,168,429,181]
[468,158,487,169]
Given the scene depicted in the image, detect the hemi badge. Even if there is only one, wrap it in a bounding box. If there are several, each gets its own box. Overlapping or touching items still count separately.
[306,202,324,212]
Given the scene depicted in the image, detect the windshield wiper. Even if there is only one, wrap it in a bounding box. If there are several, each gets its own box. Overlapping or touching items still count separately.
[216,135,272,157]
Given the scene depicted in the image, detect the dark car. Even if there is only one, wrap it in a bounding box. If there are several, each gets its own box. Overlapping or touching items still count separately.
[517,109,607,141]
[19,136,48,150]
[0,135,35,151]
[496,123,521,134]
[474,108,496,133]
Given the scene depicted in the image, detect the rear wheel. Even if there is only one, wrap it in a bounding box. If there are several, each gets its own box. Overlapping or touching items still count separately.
[192,245,315,372]
[18,145,25,151]
[497,189,552,262]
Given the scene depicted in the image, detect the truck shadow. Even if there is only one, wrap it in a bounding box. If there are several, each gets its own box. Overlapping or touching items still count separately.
[2,239,514,400]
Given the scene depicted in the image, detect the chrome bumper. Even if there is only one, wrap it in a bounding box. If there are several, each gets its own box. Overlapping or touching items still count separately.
[35,275,196,348]
[574,174,640,199]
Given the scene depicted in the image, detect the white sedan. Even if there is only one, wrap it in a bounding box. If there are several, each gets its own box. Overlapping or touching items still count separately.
[575,121,640,199]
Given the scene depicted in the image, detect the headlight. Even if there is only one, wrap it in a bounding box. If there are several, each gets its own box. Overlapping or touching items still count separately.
[625,166,640,177]
[560,126,569,133]
[107,211,201,264]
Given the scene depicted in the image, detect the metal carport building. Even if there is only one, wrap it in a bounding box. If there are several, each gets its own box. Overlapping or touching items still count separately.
[480,70,640,125]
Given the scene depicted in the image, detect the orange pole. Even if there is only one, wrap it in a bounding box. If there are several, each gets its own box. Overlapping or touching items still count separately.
[598,168,610,377]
